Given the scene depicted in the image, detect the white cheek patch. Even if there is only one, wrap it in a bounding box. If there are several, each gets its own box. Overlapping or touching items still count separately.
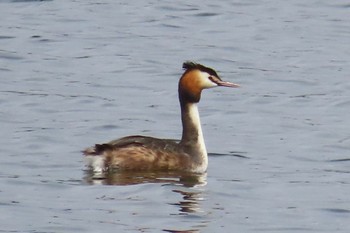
[199,71,218,88]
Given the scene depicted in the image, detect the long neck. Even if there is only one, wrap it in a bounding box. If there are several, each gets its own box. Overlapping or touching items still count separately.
[180,102,204,144]
[179,99,208,170]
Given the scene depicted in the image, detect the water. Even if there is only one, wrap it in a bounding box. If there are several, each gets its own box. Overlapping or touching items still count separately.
[1,0,350,232]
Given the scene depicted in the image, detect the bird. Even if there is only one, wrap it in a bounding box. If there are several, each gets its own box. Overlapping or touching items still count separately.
[83,61,239,173]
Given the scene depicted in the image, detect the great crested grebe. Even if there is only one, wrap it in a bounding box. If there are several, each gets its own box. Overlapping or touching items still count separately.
[83,61,239,173]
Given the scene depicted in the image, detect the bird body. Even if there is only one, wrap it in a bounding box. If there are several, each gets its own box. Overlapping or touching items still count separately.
[83,62,239,173]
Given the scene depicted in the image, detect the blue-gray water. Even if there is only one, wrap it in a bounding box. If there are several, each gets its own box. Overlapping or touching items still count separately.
[1,0,350,232]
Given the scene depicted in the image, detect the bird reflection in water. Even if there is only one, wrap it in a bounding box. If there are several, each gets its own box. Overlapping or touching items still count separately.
[83,170,206,187]
[163,188,206,232]
[84,171,207,232]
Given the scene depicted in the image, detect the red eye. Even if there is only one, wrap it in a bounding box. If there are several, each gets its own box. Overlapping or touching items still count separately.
[208,76,219,84]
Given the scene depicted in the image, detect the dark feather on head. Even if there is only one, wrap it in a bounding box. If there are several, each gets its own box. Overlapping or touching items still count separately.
[182,61,220,78]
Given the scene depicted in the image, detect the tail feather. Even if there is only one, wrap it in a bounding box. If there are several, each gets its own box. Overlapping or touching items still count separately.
[84,154,105,173]
[83,144,113,173]
[82,146,97,155]
[83,144,114,156]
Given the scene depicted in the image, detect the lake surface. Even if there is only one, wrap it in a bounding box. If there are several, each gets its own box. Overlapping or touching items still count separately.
[1,0,350,232]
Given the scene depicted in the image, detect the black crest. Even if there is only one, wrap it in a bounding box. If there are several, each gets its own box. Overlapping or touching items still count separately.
[182,61,219,77]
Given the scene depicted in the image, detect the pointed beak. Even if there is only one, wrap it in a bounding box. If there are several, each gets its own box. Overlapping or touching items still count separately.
[216,80,240,88]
